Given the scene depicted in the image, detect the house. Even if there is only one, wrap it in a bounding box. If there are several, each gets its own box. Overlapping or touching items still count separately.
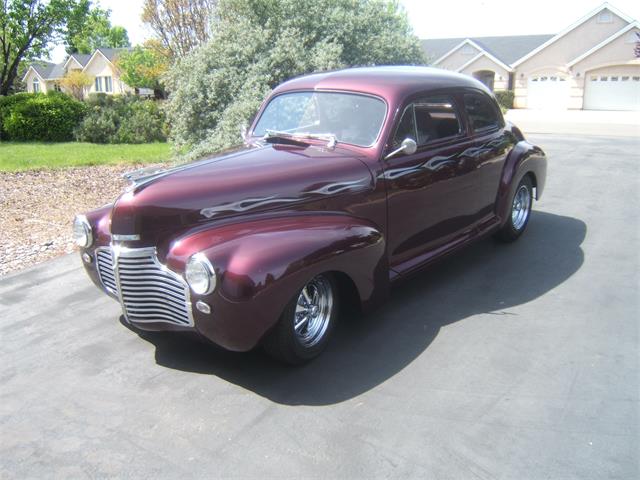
[23,48,136,96]
[421,3,640,110]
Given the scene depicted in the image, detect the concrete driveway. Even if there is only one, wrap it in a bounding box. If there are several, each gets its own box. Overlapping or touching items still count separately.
[1,134,638,479]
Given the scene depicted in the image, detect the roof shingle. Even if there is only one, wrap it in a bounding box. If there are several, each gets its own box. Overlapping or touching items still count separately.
[421,34,554,66]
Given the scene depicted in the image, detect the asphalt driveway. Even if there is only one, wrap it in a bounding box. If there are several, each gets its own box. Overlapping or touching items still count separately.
[1,134,638,479]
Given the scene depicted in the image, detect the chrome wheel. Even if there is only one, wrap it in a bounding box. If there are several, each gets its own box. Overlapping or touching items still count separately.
[294,275,334,348]
[511,184,531,231]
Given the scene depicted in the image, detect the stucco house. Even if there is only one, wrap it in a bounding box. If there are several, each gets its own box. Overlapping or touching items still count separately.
[23,48,136,97]
[422,3,640,110]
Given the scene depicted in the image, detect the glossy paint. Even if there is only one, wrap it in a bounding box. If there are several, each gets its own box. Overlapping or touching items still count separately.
[79,66,547,351]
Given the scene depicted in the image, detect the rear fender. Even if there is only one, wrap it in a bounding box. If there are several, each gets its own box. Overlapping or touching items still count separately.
[496,140,547,226]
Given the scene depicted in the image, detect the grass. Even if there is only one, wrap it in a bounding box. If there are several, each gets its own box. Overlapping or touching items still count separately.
[0,142,172,172]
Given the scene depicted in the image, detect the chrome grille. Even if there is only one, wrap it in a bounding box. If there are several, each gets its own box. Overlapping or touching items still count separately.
[95,246,193,327]
[96,248,118,296]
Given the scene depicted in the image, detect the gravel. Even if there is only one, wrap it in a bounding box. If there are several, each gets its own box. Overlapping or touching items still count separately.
[0,165,156,277]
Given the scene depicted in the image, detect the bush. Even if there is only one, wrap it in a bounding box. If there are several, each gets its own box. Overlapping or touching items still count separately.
[165,0,426,158]
[0,93,32,140]
[2,92,87,141]
[495,90,515,111]
[75,95,167,144]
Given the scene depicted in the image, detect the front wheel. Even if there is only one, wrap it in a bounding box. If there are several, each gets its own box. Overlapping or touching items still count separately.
[263,274,337,365]
[495,175,534,243]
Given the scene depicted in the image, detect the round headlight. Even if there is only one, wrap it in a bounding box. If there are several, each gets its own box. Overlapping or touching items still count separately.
[185,254,216,295]
[73,215,93,248]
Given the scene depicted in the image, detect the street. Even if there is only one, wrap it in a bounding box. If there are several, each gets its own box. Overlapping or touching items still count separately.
[1,133,638,479]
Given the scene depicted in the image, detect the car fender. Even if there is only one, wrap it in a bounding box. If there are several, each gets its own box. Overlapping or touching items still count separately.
[496,140,547,226]
[166,213,388,351]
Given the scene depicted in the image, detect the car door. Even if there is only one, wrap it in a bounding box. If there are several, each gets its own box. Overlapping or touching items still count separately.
[383,92,479,271]
[460,91,514,228]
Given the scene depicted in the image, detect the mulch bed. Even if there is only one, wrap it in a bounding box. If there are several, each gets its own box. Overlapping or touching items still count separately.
[0,165,153,277]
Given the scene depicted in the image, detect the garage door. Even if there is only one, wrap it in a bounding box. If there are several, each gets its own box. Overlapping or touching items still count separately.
[527,75,570,109]
[584,73,640,111]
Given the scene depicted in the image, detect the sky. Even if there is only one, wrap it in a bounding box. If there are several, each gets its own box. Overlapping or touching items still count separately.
[51,0,640,62]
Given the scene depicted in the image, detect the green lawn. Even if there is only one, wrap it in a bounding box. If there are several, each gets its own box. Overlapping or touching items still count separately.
[0,142,172,172]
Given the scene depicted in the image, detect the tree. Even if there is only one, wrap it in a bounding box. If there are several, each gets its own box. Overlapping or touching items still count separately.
[0,0,81,96]
[65,1,130,54]
[164,0,425,158]
[116,45,168,98]
[142,0,217,59]
[60,70,93,100]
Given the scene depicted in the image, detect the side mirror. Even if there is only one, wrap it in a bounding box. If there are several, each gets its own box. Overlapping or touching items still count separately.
[385,138,417,160]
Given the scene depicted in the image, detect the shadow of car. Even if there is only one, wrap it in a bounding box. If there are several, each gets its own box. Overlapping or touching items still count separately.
[123,211,586,406]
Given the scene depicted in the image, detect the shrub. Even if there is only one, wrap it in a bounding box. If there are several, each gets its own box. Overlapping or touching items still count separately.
[495,90,515,111]
[0,93,33,140]
[2,92,87,141]
[164,0,426,157]
[75,95,167,143]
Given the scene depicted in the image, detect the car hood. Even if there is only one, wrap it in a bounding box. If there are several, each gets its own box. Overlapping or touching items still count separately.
[110,142,374,245]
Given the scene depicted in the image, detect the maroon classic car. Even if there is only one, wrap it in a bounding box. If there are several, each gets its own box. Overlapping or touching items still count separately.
[74,67,546,364]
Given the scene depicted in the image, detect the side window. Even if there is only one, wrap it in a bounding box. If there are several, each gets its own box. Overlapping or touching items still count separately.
[392,105,416,148]
[463,93,501,131]
[413,95,461,144]
[393,95,462,148]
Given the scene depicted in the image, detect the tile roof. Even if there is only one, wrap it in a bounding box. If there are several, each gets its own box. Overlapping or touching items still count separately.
[68,53,92,67]
[27,47,133,81]
[31,61,56,79]
[422,34,554,66]
[95,48,132,62]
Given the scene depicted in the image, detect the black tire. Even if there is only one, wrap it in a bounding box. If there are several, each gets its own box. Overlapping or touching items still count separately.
[495,175,534,243]
[263,273,337,365]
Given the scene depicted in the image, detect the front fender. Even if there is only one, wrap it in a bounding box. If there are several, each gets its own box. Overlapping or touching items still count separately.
[496,140,547,226]
[167,214,387,351]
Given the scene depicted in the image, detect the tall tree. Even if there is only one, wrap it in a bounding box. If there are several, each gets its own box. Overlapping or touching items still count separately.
[65,1,130,54]
[164,0,425,157]
[0,0,79,95]
[141,0,216,59]
[116,45,168,98]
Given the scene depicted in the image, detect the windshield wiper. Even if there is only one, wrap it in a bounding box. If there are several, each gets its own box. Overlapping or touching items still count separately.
[265,130,337,149]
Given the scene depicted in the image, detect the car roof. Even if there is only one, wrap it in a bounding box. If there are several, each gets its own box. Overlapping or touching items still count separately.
[272,66,490,102]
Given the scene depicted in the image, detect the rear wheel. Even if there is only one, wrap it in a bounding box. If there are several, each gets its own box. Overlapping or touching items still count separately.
[495,175,534,242]
[263,274,337,365]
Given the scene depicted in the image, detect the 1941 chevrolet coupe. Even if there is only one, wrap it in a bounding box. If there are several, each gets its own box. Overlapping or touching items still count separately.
[74,67,546,364]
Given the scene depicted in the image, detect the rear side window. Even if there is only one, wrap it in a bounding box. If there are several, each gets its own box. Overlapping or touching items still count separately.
[463,93,501,131]
[392,95,461,148]
[414,96,461,144]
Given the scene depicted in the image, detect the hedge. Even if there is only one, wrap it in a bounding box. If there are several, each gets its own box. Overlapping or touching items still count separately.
[1,92,87,142]
[495,90,515,111]
[75,94,168,144]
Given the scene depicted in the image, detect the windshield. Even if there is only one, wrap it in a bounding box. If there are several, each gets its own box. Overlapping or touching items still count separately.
[253,91,387,147]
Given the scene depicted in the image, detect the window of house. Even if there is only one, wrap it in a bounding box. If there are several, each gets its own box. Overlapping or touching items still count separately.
[104,76,113,93]
[463,93,501,132]
[597,11,613,23]
[32,78,40,93]
[621,76,629,81]
[54,83,62,92]
[392,95,461,148]
[95,76,103,92]
[633,77,640,82]
[600,76,608,81]
[590,76,598,81]
[611,76,619,81]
